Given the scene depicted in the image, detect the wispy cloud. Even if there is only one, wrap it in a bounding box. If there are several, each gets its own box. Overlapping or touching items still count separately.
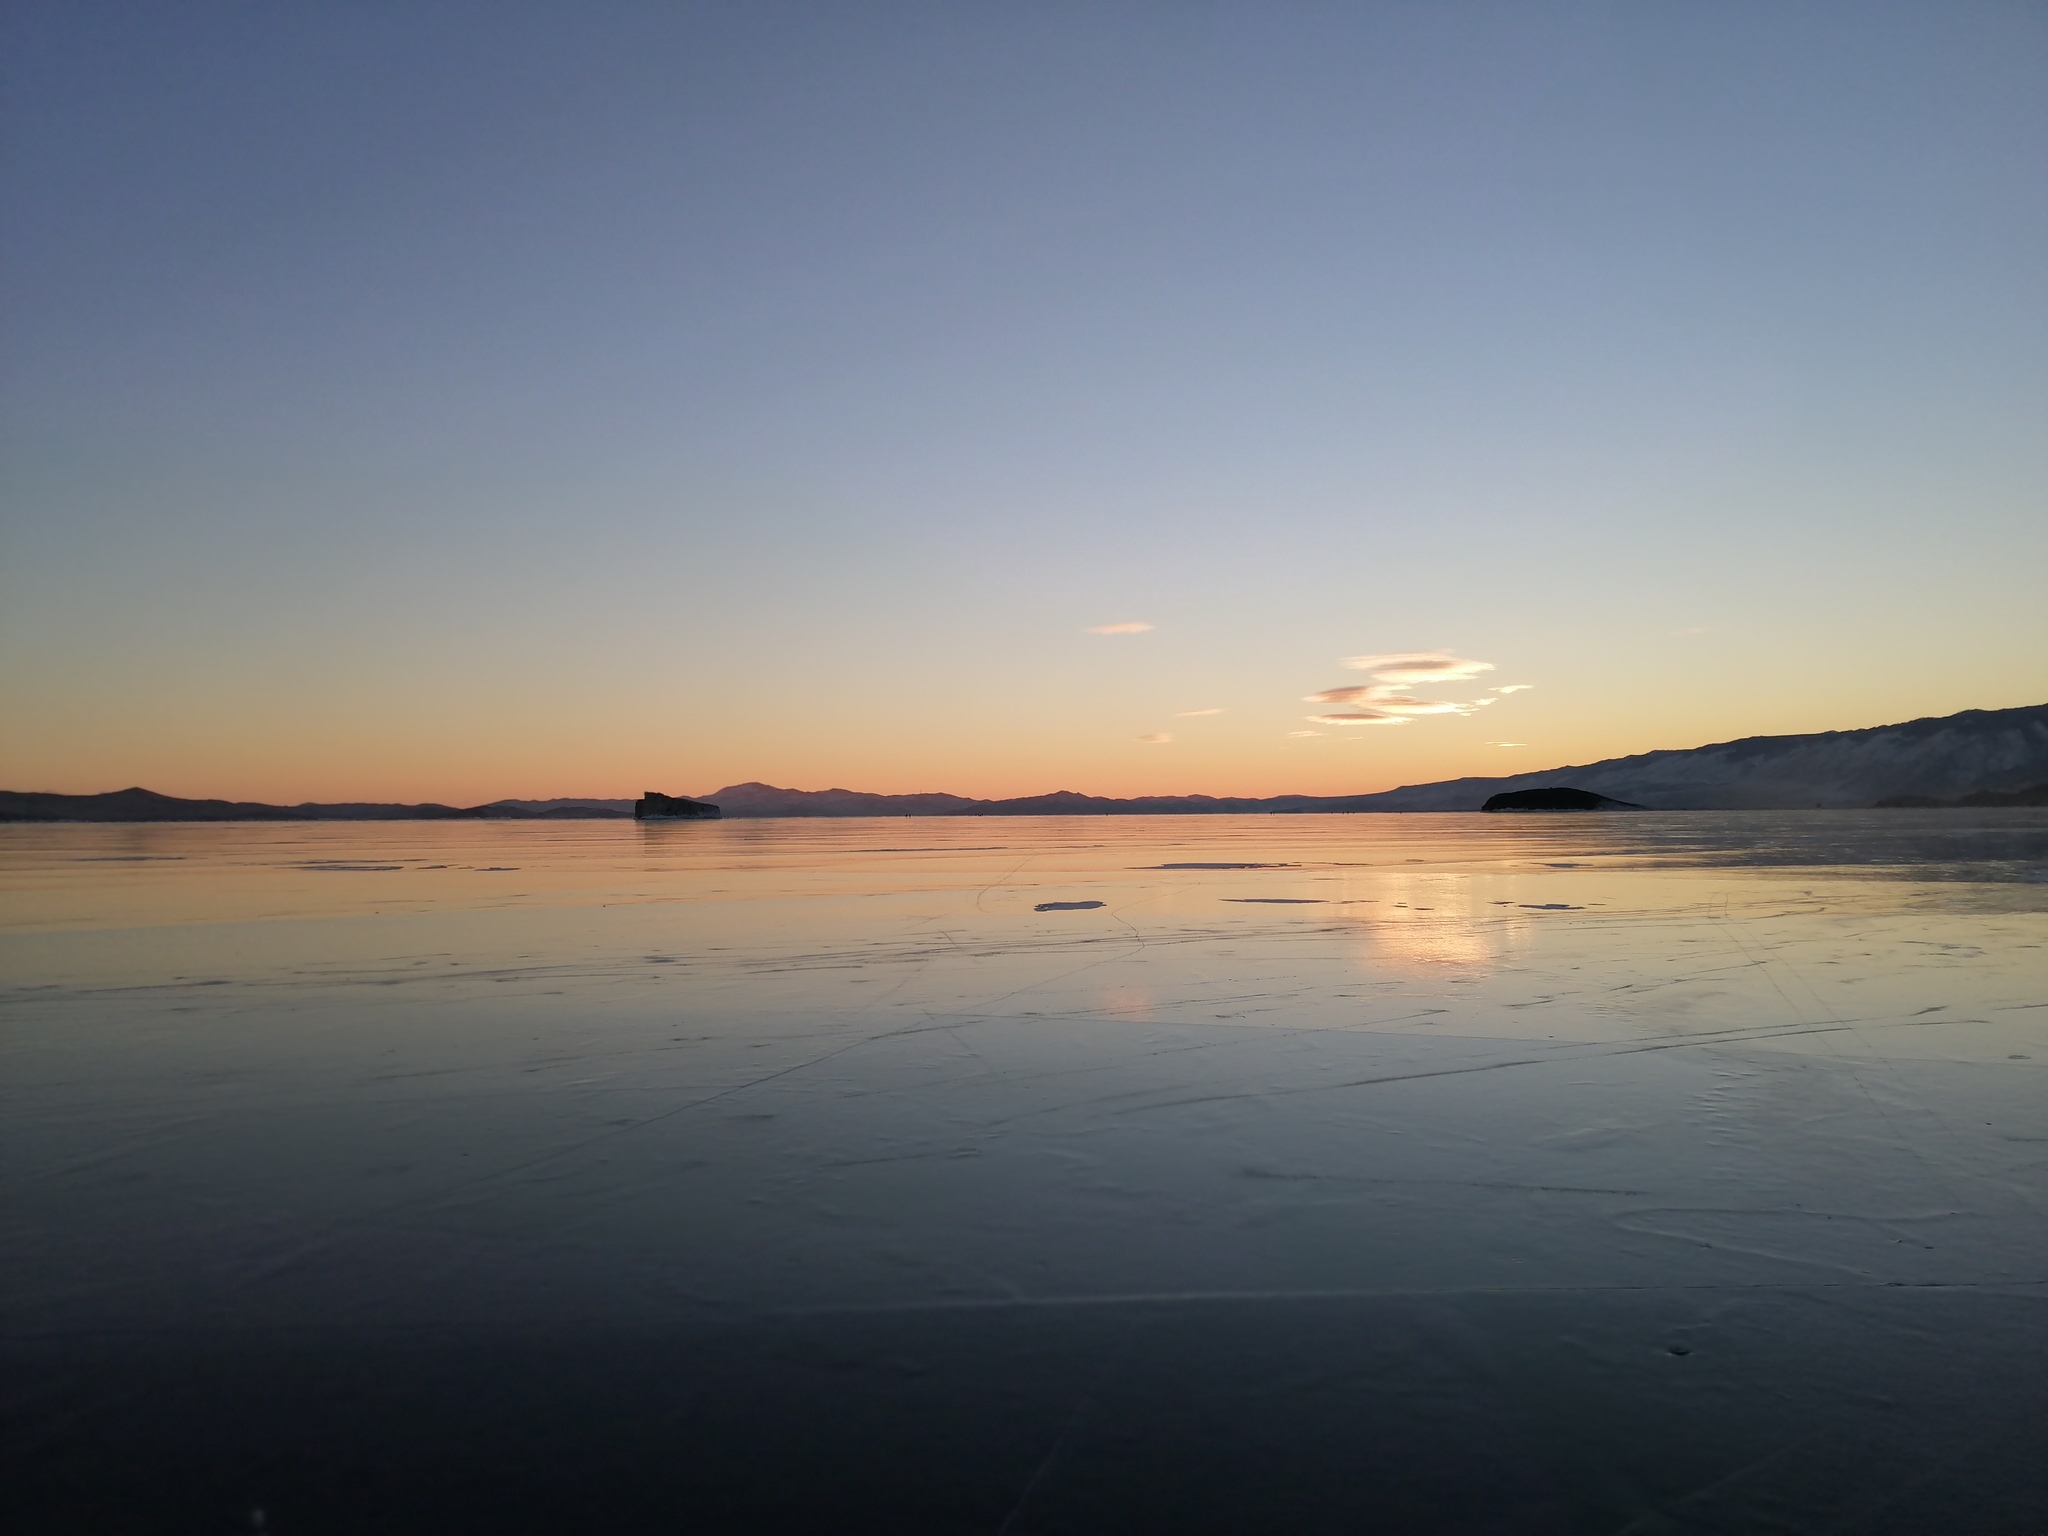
[1286,651,1531,737]
[1308,711,1411,726]
[1302,651,1517,728]
[1303,685,1459,714]
[1137,732,1172,744]
[1176,707,1223,716]
[1088,621,1154,635]
[1304,685,1385,706]
[1385,701,1466,716]
[1343,652,1495,685]
[1485,741,1526,748]
[1286,729,1322,738]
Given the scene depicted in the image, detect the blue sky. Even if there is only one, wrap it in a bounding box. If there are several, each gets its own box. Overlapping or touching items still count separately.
[4,1,2043,800]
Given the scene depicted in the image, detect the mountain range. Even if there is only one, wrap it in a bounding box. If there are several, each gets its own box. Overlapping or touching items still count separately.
[0,788,630,823]
[692,703,2048,815]
[4,703,2044,821]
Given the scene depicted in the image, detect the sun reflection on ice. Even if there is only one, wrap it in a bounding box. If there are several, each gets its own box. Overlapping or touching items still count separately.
[1336,870,1535,977]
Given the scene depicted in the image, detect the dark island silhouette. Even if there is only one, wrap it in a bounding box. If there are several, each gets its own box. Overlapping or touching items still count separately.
[1481,787,1642,811]
[635,791,720,820]
[5,703,2044,821]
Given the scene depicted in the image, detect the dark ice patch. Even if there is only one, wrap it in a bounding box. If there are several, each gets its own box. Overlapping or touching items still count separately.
[1222,898,1326,904]
[1145,862,1296,870]
[1035,901,1106,912]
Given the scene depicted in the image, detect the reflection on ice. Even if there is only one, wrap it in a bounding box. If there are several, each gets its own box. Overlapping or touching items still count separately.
[2,812,2045,1533]
[1332,868,1540,975]
[1093,986,1157,1021]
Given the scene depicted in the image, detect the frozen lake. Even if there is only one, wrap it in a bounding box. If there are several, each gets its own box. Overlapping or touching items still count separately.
[5,813,2047,1533]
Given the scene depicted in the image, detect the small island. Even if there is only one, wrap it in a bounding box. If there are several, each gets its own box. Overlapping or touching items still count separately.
[634,791,721,820]
[1481,786,1643,812]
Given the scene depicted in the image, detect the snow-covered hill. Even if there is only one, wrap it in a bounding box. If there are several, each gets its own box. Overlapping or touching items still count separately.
[1350,704,2048,811]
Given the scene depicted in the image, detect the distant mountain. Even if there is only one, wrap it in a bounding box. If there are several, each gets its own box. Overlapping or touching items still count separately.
[695,782,1288,817]
[476,800,630,819]
[697,704,2048,815]
[7,704,2043,822]
[701,783,986,817]
[0,788,630,823]
[1338,703,2048,811]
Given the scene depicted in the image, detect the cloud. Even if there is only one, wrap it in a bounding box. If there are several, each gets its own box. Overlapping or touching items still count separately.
[1485,741,1527,748]
[1343,652,1495,685]
[1492,684,1533,695]
[1305,684,1470,716]
[1176,707,1223,716]
[1376,699,1469,716]
[1286,730,1323,738]
[1297,650,1516,731]
[1303,685,1384,706]
[1137,732,1172,743]
[1088,621,1154,634]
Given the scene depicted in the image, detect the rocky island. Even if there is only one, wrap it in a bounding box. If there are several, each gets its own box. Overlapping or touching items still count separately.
[634,791,721,820]
[1481,787,1643,812]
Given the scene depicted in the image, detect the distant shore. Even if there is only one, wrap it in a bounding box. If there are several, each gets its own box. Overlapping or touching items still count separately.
[0,788,631,824]
[7,700,2046,823]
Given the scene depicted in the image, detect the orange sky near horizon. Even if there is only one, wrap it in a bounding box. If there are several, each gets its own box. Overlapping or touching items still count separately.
[6,623,2041,807]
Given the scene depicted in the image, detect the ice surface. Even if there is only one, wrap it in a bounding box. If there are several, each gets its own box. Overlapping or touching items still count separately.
[3,813,2045,1533]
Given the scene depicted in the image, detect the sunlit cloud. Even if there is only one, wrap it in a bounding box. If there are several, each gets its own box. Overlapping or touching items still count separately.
[1137,732,1172,744]
[1298,651,1517,732]
[1492,684,1533,694]
[1304,685,1386,706]
[1305,684,1467,716]
[1379,699,1470,716]
[1286,730,1322,738]
[1088,621,1154,634]
[1176,707,1224,716]
[1343,652,1495,685]
[1485,741,1527,748]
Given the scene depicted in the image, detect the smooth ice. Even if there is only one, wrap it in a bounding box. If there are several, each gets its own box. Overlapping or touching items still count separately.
[4,813,2046,1533]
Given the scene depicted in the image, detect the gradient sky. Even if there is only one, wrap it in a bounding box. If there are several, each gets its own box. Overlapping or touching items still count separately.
[4,1,2043,804]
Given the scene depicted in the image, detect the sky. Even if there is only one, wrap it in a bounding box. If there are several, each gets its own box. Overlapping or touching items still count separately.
[3,1,2043,804]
